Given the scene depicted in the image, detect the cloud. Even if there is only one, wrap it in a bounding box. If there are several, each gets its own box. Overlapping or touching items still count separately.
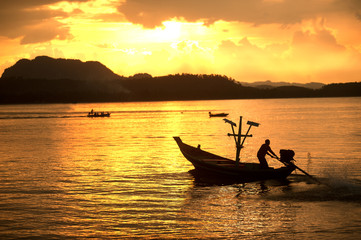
[117,0,356,28]
[1,0,360,84]
[211,22,361,83]
[214,39,278,81]
[20,20,72,44]
[0,0,89,43]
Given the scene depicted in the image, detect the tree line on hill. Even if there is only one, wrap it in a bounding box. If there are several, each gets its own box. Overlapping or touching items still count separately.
[0,73,360,104]
[0,56,360,104]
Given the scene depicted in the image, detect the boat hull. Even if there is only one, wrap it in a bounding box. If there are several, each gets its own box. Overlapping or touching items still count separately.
[209,112,229,117]
[174,136,294,182]
[87,112,110,117]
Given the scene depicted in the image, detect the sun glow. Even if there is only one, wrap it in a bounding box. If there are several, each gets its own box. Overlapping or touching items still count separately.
[150,20,183,42]
[163,21,182,36]
[1,0,361,83]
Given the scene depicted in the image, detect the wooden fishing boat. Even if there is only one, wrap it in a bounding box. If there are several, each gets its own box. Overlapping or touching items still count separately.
[174,137,295,182]
[174,116,295,182]
[209,112,229,117]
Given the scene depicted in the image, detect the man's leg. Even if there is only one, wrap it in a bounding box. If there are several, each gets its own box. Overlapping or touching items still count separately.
[258,156,269,169]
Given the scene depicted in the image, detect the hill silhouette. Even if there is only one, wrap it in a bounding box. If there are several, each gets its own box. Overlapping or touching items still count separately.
[0,56,360,104]
[0,56,127,103]
[121,74,260,101]
[1,56,121,81]
[240,80,325,90]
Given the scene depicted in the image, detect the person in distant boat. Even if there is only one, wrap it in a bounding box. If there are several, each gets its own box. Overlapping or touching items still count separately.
[257,139,278,169]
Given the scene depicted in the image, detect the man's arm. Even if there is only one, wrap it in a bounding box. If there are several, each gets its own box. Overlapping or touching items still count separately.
[268,147,278,158]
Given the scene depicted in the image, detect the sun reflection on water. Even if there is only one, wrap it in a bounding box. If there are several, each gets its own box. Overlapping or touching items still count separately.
[0,98,360,238]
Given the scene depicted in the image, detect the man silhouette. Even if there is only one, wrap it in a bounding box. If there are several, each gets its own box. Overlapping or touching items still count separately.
[257,139,278,169]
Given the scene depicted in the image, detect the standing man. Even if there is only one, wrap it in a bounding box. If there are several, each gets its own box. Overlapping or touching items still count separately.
[257,139,278,169]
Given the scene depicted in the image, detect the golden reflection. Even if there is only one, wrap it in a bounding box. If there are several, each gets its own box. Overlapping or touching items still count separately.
[50,101,196,229]
[180,182,298,238]
[1,99,361,238]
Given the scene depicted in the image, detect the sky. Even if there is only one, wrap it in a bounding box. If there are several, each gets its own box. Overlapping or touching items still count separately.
[0,0,361,84]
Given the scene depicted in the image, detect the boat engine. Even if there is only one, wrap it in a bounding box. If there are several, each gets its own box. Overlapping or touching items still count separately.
[279,149,295,164]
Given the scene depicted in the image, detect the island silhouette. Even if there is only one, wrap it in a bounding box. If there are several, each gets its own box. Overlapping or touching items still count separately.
[0,56,360,104]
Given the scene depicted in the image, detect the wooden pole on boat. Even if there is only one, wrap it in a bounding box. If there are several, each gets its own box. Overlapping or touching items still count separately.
[236,120,259,165]
[235,116,242,165]
[223,118,238,146]
[240,125,252,148]
[224,117,259,166]
[230,124,237,146]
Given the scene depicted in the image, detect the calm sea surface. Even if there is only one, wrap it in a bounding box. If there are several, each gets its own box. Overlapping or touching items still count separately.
[0,97,361,239]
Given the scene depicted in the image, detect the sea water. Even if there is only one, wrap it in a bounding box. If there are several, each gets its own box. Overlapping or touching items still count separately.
[0,97,360,239]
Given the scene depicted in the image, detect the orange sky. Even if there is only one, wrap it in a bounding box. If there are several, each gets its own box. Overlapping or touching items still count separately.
[1,0,361,83]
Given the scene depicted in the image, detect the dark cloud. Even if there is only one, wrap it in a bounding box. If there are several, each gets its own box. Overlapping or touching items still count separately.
[118,0,355,28]
[0,0,89,9]
[0,0,89,43]
[20,20,72,44]
[334,0,361,22]
[354,12,361,19]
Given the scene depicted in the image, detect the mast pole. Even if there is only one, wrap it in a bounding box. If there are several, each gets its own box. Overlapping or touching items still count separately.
[240,125,252,148]
[235,116,242,165]
[224,116,259,166]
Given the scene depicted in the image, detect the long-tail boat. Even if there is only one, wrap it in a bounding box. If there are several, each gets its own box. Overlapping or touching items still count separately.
[174,116,296,182]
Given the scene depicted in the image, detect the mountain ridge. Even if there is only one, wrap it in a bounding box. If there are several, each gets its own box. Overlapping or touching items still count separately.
[240,80,325,90]
[1,56,121,81]
[2,56,326,89]
[0,56,360,104]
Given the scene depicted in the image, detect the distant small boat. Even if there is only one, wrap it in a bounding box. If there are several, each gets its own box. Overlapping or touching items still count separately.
[87,109,110,117]
[209,112,229,117]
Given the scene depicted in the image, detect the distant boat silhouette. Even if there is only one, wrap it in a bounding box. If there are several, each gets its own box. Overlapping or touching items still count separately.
[209,112,229,117]
[87,109,110,117]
